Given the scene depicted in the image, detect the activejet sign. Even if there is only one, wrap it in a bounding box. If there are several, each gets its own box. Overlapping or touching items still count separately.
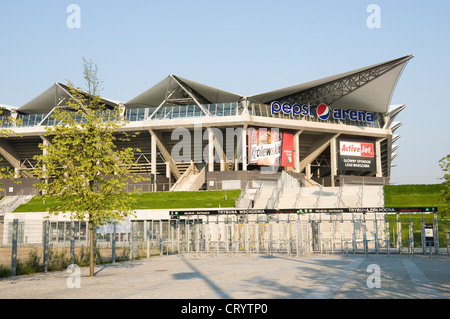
[270,102,375,123]
[340,141,374,157]
[337,139,376,172]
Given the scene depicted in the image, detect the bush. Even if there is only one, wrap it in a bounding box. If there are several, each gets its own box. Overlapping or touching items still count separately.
[47,246,72,272]
[0,265,10,278]
[72,246,90,267]
[17,249,42,275]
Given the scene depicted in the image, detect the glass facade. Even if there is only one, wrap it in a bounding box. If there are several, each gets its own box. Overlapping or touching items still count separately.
[125,102,242,121]
[18,114,46,127]
[1,101,382,129]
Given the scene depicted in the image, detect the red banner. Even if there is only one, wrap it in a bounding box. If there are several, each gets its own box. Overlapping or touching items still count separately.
[248,128,294,167]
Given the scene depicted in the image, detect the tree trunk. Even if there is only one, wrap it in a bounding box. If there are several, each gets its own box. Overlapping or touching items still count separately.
[89,219,95,276]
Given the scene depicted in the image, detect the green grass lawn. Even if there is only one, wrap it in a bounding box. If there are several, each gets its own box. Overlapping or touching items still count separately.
[131,189,240,209]
[13,189,241,212]
[13,184,447,213]
[384,184,449,247]
[384,184,446,212]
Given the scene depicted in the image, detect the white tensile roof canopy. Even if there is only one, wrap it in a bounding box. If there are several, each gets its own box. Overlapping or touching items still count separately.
[16,55,412,115]
[16,82,119,114]
[248,55,413,114]
[126,55,412,114]
[126,75,243,108]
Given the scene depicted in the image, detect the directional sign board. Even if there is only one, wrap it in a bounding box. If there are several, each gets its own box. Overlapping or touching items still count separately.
[170,207,438,218]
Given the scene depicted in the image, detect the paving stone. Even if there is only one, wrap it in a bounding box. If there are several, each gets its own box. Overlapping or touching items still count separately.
[0,253,448,299]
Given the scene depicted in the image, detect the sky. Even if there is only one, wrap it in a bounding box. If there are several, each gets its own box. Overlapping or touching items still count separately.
[0,0,449,183]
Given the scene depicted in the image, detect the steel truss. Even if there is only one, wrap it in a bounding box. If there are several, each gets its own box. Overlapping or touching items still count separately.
[272,57,410,107]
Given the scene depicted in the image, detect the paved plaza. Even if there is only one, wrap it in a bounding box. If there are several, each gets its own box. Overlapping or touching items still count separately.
[0,253,449,300]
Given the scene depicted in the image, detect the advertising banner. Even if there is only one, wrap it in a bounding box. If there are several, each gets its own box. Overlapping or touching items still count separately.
[248,128,294,167]
[337,139,376,171]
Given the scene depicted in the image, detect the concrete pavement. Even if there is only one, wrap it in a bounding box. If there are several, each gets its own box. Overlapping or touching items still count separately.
[0,253,449,300]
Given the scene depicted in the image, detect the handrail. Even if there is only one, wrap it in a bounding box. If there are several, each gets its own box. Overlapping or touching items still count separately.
[0,190,37,214]
[235,181,249,208]
[253,182,264,202]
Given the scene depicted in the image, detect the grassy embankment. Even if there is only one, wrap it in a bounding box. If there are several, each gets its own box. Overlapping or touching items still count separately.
[14,184,446,213]
[384,184,448,246]
[13,189,241,212]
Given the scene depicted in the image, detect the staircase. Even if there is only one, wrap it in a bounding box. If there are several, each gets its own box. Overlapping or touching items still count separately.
[290,185,384,209]
[0,195,35,214]
[253,186,276,209]
[235,172,385,210]
[170,162,206,192]
[236,187,258,209]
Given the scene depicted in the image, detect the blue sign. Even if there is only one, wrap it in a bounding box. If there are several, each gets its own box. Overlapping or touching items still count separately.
[271,101,374,123]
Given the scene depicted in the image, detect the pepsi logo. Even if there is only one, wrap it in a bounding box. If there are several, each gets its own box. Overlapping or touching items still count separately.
[270,100,375,123]
[316,104,330,120]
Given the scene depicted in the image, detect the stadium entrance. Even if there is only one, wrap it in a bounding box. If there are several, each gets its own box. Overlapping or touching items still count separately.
[168,207,440,255]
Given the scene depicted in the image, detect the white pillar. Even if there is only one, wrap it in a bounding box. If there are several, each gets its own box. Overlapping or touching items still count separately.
[330,137,337,186]
[294,131,301,173]
[242,126,247,171]
[166,162,170,178]
[14,167,20,179]
[305,163,311,179]
[208,129,214,172]
[151,133,157,176]
[42,137,50,194]
[376,140,382,177]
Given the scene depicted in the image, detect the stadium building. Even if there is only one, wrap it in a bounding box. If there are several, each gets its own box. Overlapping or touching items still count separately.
[0,55,412,200]
[4,55,440,256]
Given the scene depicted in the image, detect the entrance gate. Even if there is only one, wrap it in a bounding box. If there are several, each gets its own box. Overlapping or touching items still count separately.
[169,207,439,255]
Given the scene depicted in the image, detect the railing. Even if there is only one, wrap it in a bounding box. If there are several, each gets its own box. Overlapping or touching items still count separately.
[17,114,45,127]
[124,108,148,122]
[0,103,244,129]
[311,175,443,186]
[0,188,39,214]
[148,102,242,121]
[235,181,249,208]
[266,177,285,209]
[389,176,442,185]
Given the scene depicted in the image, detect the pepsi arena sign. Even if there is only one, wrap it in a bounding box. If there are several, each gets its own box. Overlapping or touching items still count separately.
[270,102,375,123]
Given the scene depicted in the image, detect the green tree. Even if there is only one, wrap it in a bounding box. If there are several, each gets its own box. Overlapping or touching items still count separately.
[32,58,146,276]
[0,109,22,185]
[439,154,450,218]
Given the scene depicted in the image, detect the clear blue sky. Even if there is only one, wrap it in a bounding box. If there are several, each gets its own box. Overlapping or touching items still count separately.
[0,0,449,183]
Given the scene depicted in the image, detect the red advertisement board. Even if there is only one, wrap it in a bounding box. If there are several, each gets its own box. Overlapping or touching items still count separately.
[339,140,374,157]
[248,128,294,167]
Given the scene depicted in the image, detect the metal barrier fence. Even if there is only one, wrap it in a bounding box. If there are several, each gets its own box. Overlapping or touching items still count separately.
[170,212,449,256]
[1,219,170,277]
[2,212,449,277]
